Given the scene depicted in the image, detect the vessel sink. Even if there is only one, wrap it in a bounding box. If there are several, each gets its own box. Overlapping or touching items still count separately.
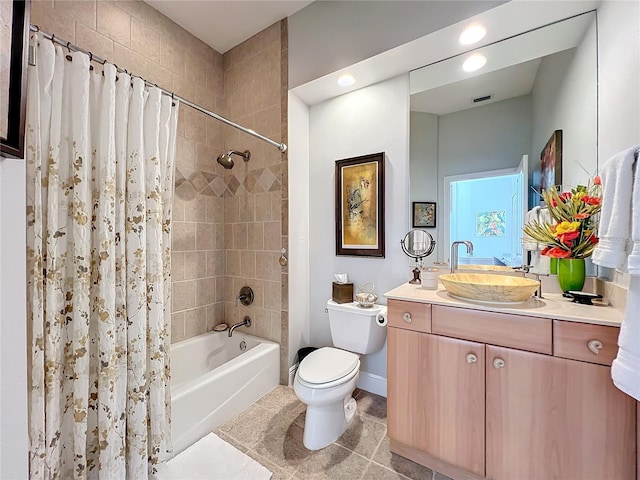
[439,273,539,303]
[458,264,514,272]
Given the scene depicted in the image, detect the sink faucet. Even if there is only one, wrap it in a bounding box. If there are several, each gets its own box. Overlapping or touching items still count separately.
[450,241,474,273]
[228,316,252,337]
[513,265,548,299]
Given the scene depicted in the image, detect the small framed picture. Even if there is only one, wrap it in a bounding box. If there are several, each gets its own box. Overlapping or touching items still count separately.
[413,202,436,228]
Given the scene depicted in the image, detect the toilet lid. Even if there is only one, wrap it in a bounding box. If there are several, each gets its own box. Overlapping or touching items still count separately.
[298,347,359,384]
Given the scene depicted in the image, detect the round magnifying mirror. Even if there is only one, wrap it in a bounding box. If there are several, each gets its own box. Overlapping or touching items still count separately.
[401,229,436,284]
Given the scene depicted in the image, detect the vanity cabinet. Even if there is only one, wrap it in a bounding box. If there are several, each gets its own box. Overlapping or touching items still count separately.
[388,328,485,476]
[387,299,637,480]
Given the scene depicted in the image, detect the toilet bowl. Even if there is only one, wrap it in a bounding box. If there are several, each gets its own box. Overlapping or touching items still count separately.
[294,300,387,450]
[293,347,360,450]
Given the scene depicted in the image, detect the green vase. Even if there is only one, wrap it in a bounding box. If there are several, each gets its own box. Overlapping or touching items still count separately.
[557,258,586,292]
[549,258,558,275]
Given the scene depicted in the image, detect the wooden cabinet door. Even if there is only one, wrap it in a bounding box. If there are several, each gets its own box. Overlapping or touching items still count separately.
[486,345,636,480]
[388,327,486,476]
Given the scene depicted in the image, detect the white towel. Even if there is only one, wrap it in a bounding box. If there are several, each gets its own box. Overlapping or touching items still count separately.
[628,154,640,274]
[611,275,640,401]
[592,146,639,269]
[523,206,541,251]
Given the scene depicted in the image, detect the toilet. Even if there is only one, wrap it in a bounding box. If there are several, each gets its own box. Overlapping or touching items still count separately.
[294,299,387,450]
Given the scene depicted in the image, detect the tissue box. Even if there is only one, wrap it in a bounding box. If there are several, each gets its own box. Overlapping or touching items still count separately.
[332,282,354,304]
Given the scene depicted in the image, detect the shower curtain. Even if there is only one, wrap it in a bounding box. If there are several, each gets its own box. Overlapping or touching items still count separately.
[26,37,177,479]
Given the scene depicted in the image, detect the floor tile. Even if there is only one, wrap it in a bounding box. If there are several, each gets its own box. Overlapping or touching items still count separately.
[245,448,293,480]
[363,461,413,479]
[433,473,454,480]
[294,443,370,480]
[335,414,387,459]
[372,436,434,480]
[214,430,249,453]
[256,385,303,414]
[355,390,387,424]
[219,403,275,448]
[253,420,313,475]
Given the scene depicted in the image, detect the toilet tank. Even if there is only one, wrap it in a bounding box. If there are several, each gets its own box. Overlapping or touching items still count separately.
[326,300,387,354]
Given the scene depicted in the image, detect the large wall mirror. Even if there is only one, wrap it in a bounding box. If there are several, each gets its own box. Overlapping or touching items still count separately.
[409,11,597,273]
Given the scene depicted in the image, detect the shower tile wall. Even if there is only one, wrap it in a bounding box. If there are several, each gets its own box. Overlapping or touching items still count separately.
[31,1,289,372]
[221,21,289,383]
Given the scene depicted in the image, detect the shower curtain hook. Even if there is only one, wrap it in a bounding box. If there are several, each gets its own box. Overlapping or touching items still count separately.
[66,41,71,53]
[88,52,93,62]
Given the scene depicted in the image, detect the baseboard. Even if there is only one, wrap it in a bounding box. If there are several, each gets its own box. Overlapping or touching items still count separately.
[288,363,298,386]
[357,371,387,397]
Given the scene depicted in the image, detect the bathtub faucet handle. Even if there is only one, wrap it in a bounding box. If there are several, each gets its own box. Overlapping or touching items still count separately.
[235,286,254,307]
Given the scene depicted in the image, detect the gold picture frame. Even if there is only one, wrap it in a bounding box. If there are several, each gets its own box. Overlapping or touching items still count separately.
[335,152,385,257]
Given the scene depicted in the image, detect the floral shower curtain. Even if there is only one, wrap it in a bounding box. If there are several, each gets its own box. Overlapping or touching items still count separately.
[26,36,177,479]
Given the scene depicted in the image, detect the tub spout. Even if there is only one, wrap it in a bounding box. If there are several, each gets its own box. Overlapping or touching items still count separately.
[228,316,251,337]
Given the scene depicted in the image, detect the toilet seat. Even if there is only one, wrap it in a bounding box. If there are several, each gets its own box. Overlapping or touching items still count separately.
[297,347,359,388]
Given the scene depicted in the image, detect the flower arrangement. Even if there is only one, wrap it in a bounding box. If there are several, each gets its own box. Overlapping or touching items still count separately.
[523,177,602,259]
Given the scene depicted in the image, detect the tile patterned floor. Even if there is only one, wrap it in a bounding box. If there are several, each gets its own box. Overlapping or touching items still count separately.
[215,386,454,480]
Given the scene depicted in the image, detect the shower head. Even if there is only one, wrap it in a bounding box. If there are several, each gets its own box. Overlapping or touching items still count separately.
[216,149,251,170]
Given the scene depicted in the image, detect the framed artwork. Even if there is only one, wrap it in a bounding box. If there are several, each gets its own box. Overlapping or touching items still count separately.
[476,210,506,237]
[539,129,563,193]
[412,201,436,228]
[335,152,385,257]
[1,0,30,159]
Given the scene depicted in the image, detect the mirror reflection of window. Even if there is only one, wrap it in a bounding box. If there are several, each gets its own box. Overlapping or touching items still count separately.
[0,0,13,139]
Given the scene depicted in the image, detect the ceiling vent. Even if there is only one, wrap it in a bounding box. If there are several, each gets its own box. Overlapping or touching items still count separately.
[473,95,492,103]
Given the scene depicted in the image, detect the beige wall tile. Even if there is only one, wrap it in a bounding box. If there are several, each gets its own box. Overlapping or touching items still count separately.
[247,223,264,251]
[215,277,225,304]
[196,223,216,250]
[206,196,224,224]
[226,250,240,276]
[172,280,195,312]
[75,23,113,61]
[173,222,196,251]
[264,280,281,311]
[112,0,148,22]
[195,278,215,306]
[225,196,240,224]
[31,2,76,42]
[55,0,97,30]
[256,252,279,282]
[263,221,281,251]
[183,108,207,142]
[97,1,130,48]
[173,73,196,104]
[171,312,185,343]
[185,306,207,338]
[224,223,234,250]
[172,252,185,281]
[207,251,225,277]
[196,142,218,174]
[239,195,255,223]
[176,136,196,170]
[131,16,161,65]
[216,222,225,250]
[241,250,256,278]
[184,195,207,223]
[233,223,248,250]
[184,251,207,280]
[161,38,185,77]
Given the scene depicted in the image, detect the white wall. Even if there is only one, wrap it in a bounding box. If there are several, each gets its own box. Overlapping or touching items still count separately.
[308,75,410,383]
[598,0,640,161]
[0,156,28,480]
[287,92,311,369]
[530,20,597,190]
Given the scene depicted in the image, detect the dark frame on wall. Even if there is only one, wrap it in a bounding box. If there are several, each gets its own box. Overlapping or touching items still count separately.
[335,152,385,257]
[412,201,436,228]
[539,129,563,192]
[1,0,30,159]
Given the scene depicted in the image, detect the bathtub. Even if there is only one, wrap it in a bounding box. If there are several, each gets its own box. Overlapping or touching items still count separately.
[170,331,280,455]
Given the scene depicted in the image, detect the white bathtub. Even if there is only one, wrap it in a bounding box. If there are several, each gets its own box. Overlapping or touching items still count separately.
[170,331,280,454]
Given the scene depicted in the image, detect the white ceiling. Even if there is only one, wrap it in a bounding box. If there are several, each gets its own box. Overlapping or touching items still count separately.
[143,0,312,53]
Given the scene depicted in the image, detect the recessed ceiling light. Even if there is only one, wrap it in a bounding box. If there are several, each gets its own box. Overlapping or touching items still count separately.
[462,54,487,72]
[337,74,356,87]
[459,24,487,45]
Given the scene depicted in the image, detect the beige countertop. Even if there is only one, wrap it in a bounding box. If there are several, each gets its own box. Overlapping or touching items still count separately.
[384,282,624,327]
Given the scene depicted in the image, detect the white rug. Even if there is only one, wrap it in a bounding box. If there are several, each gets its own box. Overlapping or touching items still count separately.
[153,433,272,480]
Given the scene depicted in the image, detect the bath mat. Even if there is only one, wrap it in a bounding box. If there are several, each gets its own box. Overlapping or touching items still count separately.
[153,433,272,480]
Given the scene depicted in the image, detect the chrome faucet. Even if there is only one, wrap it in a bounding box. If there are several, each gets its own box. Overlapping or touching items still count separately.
[228,316,251,337]
[513,265,548,299]
[450,241,474,273]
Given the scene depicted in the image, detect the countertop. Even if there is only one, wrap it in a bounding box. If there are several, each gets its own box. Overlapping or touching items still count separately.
[384,282,624,327]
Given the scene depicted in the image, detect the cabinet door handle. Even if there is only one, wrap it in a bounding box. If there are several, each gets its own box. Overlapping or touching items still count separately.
[493,358,505,369]
[587,339,603,355]
[466,353,478,364]
[402,312,412,323]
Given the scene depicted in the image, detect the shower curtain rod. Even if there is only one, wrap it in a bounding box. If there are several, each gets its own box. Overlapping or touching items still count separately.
[29,24,288,153]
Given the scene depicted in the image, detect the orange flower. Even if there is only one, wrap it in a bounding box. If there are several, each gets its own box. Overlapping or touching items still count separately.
[594,175,601,185]
[558,231,580,245]
[583,196,601,205]
[574,213,590,219]
[543,247,573,258]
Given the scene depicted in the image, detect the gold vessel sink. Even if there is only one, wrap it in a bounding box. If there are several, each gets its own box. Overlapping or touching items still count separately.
[458,264,514,272]
[439,273,539,303]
